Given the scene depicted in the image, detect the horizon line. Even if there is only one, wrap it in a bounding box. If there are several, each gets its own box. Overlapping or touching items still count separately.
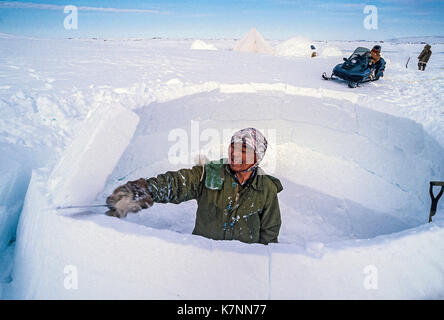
[1,31,442,43]
[0,1,167,14]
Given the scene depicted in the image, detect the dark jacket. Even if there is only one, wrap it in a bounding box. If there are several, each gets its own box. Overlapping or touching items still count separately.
[145,159,283,244]
[370,57,386,80]
[418,45,432,63]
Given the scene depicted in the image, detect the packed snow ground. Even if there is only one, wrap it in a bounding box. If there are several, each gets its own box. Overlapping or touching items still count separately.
[1,34,443,299]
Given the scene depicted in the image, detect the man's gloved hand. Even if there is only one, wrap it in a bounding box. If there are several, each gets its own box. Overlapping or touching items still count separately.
[105,178,153,218]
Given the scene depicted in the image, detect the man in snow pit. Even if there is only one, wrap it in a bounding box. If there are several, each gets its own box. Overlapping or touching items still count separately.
[418,44,432,71]
[368,45,386,81]
[105,128,282,245]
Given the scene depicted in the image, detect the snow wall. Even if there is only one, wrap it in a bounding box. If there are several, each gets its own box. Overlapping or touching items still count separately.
[0,151,31,253]
[0,147,33,298]
[0,143,53,298]
[9,87,444,299]
[10,170,444,299]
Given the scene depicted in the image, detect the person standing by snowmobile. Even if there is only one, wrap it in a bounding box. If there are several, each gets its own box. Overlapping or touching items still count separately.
[368,45,386,81]
[105,128,282,245]
[418,44,432,71]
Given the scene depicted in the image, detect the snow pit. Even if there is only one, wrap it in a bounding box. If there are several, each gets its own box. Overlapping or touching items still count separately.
[111,91,443,236]
[2,36,443,298]
[9,86,444,299]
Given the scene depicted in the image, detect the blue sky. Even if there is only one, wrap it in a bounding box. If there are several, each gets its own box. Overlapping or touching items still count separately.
[0,0,443,40]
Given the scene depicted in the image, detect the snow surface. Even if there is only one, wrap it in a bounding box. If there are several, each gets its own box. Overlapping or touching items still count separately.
[320,46,343,58]
[386,36,444,44]
[0,35,444,299]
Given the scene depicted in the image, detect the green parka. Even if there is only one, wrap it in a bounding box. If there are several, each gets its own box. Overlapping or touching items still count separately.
[418,45,432,63]
[145,159,283,244]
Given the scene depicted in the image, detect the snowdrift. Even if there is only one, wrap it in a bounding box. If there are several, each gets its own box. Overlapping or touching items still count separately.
[275,37,314,57]
[190,40,217,51]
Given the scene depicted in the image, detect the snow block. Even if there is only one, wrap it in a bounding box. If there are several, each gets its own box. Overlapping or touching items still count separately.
[48,103,139,206]
[270,224,444,299]
[355,106,425,155]
[281,96,358,133]
[288,103,444,219]
[290,123,426,211]
[211,93,281,120]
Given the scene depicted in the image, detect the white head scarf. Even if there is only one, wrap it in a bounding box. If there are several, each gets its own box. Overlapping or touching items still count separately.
[230,128,268,169]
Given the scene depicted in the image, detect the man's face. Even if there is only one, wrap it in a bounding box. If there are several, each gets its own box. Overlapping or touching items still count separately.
[229,143,256,172]
[370,49,381,61]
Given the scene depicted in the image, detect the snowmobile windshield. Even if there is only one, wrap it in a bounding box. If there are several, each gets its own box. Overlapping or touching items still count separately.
[348,47,370,61]
[338,47,371,73]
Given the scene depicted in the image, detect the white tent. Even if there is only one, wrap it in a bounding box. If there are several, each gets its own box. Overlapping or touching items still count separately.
[233,28,274,55]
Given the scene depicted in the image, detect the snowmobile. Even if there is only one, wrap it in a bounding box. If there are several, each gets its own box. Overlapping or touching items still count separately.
[322,47,373,88]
